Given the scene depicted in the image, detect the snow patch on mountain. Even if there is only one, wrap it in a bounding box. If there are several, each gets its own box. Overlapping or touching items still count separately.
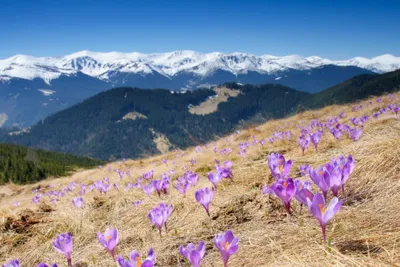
[38,89,56,96]
[0,113,7,127]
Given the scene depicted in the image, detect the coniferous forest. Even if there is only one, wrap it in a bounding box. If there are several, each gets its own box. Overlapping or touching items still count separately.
[0,143,103,184]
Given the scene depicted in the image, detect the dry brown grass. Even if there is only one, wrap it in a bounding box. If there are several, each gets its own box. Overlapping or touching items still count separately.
[189,87,241,115]
[1,93,400,267]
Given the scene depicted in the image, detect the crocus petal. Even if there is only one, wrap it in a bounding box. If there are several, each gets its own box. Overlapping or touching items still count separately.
[323,197,342,223]
[283,160,293,177]
[103,228,117,251]
[198,241,206,258]
[141,260,154,267]
[309,168,320,185]
[224,230,235,243]
[228,237,239,254]
[146,248,155,263]
[129,251,140,263]
[308,193,324,223]
[98,232,108,248]
[189,250,202,267]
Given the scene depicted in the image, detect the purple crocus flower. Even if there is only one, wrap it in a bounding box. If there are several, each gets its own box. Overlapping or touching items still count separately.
[175,177,190,197]
[214,230,239,267]
[53,233,73,267]
[310,131,323,152]
[97,228,118,260]
[148,203,173,235]
[350,117,362,126]
[142,184,155,198]
[132,200,143,207]
[142,170,154,180]
[159,203,173,232]
[94,181,110,194]
[37,264,57,267]
[32,194,42,204]
[324,164,343,197]
[161,175,171,194]
[309,166,330,200]
[267,153,293,180]
[180,241,206,267]
[216,161,233,180]
[185,171,199,186]
[2,259,20,267]
[72,197,84,208]
[117,248,155,267]
[342,157,355,187]
[294,180,314,206]
[298,134,310,155]
[152,180,163,197]
[349,126,363,141]
[208,172,222,188]
[195,187,215,216]
[263,178,296,214]
[360,115,369,123]
[331,155,355,194]
[307,193,342,243]
[259,139,266,146]
[330,127,342,141]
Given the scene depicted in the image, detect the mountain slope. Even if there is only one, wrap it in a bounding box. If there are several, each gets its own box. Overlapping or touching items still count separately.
[309,69,400,107]
[3,85,308,160]
[3,70,400,160]
[0,73,110,126]
[0,92,399,266]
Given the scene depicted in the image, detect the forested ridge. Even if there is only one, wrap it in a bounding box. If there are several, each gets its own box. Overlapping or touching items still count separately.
[0,143,103,184]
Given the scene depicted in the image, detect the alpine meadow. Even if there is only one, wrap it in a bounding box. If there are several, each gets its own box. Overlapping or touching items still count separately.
[1,0,400,266]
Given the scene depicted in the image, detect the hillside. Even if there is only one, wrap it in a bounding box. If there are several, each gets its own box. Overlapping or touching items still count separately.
[0,143,103,185]
[0,92,399,266]
[309,70,400,108]
[3,70,400,161]
[4,84,309,160]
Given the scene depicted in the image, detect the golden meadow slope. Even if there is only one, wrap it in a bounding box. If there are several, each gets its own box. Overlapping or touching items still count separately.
[1,93,400,267]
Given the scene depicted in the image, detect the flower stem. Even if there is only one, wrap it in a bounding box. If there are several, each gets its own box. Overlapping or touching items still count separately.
[321,224,327,244]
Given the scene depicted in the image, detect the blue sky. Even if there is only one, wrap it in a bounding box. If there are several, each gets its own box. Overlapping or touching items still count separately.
[0,0,399,59]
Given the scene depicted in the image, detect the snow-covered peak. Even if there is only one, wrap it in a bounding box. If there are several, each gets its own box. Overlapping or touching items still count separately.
[0,51,399,82]
[372,54,399,64]
[305,56,332,65]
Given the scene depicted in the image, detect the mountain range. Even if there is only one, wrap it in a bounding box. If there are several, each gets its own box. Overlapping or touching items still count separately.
[1,51,399,127]
[2,69,399,160]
